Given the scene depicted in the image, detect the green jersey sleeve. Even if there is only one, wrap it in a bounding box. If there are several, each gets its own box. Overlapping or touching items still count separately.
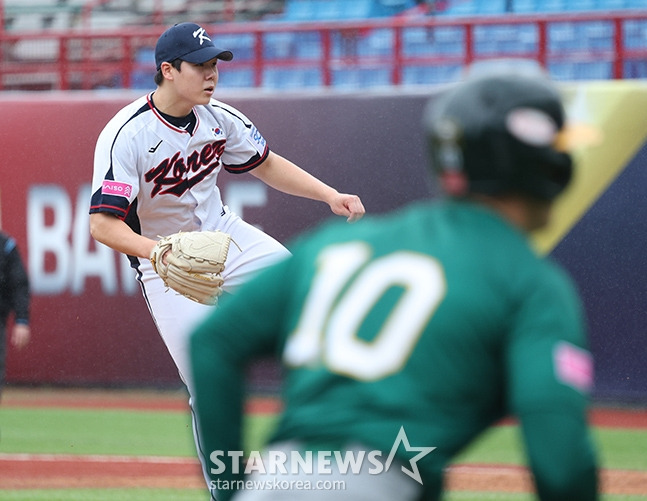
[506,264,598,500]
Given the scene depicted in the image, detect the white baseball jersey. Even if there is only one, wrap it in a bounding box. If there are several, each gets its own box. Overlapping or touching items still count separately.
[89,93,291,499]
[90,92,269,239]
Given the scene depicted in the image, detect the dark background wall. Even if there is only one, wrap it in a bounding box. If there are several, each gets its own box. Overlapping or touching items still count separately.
[1,86,645,403]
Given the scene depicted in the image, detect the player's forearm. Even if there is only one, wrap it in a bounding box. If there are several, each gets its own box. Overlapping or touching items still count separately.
[89,212,157,259]
[520,411,599,500]
[251,151,339,204]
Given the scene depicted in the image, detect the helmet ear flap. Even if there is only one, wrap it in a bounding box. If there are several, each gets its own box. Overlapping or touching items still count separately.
[424,73,575,202]
[428,117,469,196]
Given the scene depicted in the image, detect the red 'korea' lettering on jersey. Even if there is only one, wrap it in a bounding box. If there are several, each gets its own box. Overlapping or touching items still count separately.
[145,140,227,197]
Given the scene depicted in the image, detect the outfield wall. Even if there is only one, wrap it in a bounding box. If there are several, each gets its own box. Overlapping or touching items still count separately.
[2,83,646,402]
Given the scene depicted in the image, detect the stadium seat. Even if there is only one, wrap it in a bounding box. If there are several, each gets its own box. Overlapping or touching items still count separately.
[548,23,583,51]
[624,60,647,78]
[580,21,614,50]
[135,47,155,64]
[263,32,296,60]
[282,0,316,21]
[312,0,344,20]
[332,68,361,88]
[563,0,597,11]
[402,65,462,85]
[218,70,255,89]
[577,61,613,79]
[599,0,626,9]
[376,0,418,16]
[360,68,392,86]
[263,68,322,89]
[474,25,537,55]
[476,0,507,15]
[624,20,647,49]
[548,62,575,81]
[331,67,391,89]
[294,32,323,59]
[511,0,538,12]
[357,29,394,58]
[340,0,378,19]
[212,33,255,61]
[549,61,612,80]
[402,26,465,56]
[440,0,478,16]
[131,70,153,90]
[541,0,566,11]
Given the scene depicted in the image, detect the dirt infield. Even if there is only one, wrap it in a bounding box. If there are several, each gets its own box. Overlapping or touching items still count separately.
[1,453,646,495]
[1,387,646,495]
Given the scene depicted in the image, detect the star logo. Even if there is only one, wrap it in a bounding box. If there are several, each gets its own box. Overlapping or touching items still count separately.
[383,426,436,484]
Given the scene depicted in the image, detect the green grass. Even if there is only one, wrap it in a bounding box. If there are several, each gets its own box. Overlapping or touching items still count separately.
[2,406,647,468]
[0,489,207,501]
[0,407,277,457]
[452,424,647,470]
[1,403,646,501]
[445,495,645,501]
[0,407,196,456]
[1,491,643,501]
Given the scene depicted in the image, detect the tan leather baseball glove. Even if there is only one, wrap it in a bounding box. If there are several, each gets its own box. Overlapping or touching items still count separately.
[150,230,232,305]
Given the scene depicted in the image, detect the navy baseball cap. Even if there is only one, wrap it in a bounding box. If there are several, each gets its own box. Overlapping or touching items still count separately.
[155,22,233,70]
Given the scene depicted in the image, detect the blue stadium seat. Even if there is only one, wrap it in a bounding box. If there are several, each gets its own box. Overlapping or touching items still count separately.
[476,0,507,15]
[624,60,647,78]
[377,0,418,17]
[402,26,465,56]
[212,34,255,61]
[402,65,462,85]
[598,0,626,9]
[624,20,647,49]
[580,21,614,50]
[360,68,392,87]
[331,67,391,89]
[131,47,154,89]
[282,0,315,21]
[576,61,613,79]
[294,32,323,59]
[218,70,255,89]
[263,68,322,89]
[130,70,153,90]
[340,0,378,19]
[541,0,566,11]
[332,69,361,88]
[263,32,296,60]
[548,22,583,51]
[357,29,394,58]
[548,62,575,81]
[511,0,539,12]
[440,0,478,16]
[549,61,612,80]
[563,0,597,11]
[312,0,343,20]
[135,47,154,64]
[474,25,537,55]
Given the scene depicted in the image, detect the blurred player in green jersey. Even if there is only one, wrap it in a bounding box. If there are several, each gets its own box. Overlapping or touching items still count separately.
[190,69,599,501]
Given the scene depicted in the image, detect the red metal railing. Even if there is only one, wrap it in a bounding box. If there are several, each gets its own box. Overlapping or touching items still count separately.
[0,10,645,91]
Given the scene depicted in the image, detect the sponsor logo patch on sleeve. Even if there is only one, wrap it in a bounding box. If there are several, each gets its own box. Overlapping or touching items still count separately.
[554,341,594,393]
[102,180,133,199]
